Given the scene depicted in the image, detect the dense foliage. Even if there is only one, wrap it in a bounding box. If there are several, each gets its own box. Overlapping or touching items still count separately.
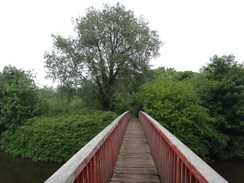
[135,77,216,161]
[44,3,161,111]
[2,109,117,162]
[197,55,244,159]
[136,56,244,161]
[1,54,243,163]
[38,86,84,114]
[0,66,46,129]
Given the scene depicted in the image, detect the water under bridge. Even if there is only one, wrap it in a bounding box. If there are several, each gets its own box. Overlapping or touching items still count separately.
[45,111,228,183]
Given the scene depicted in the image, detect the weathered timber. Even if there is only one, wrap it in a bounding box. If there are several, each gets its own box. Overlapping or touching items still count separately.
[110,120,160,183]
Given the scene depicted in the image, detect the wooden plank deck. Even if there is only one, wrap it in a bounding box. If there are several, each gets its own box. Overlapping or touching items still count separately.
[110,120,160,183]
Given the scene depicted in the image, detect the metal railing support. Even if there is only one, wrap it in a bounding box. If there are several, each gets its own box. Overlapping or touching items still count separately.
[45,111,130,183]
[139,111,228,183]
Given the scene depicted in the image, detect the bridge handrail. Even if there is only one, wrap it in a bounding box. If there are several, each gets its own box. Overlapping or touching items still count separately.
[139,111,228,183]
[45,111,130,183]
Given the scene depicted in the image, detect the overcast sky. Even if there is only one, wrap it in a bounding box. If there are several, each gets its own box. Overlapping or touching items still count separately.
[1,0,244,86]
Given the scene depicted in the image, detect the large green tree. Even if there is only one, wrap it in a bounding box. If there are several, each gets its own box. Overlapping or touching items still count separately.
[199,55,244,159]
[44,3,162,110]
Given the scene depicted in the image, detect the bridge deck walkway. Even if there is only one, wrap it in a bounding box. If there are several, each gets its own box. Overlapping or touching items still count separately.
[110,119,160,183]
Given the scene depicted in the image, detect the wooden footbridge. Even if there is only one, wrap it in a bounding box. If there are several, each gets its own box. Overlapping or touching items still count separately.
[45,111,228,183]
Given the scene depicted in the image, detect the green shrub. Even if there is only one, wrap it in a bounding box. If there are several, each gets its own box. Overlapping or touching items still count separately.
[135,78,217,161]
[0,66,47,129]
[2,109,117,162]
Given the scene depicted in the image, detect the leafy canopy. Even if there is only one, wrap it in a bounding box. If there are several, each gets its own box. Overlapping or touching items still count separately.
[135,77,216,161]
[44,3,162,110]
[199,55,244,159]
[0,66,46,129]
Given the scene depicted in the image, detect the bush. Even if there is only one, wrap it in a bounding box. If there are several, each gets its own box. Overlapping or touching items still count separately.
[135,78,217,161]
[2,109,118,162]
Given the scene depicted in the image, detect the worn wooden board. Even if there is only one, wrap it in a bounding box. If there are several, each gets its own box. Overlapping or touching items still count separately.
[110,120,160,183]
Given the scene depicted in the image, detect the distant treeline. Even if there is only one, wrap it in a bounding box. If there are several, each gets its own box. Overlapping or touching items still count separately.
[0,54,243,162]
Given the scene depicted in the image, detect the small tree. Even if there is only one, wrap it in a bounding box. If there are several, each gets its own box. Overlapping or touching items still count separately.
[0,66,46,129]
[44,3,162,110]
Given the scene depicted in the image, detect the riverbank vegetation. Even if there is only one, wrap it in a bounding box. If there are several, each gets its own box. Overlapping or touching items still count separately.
[1,54,243,163]
[2,109,117,162]
[135,55,244,161]
[0,65,118,162]
[0,3,243,163]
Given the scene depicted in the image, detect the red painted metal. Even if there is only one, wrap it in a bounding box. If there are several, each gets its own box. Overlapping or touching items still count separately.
[139,111,228,183]
[45,111,130,183]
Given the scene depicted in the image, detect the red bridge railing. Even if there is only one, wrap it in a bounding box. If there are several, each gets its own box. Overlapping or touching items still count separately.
[45,111,130,183]
[139,111,228,183]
